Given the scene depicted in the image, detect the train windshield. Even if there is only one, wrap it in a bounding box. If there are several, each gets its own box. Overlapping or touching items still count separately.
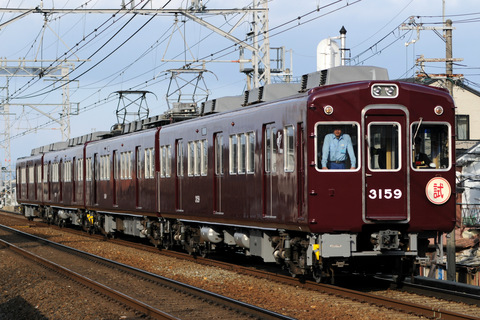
[411,122,450,170]
[368,123,400,170]
[316,123,359,171]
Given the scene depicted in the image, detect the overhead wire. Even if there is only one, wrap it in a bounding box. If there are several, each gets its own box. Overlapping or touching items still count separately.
[5,0,362,141]
[6,0,146,100]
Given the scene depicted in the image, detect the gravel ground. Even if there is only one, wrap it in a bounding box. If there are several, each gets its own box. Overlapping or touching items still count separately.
[0,247,142,319]
[0,215,424,320]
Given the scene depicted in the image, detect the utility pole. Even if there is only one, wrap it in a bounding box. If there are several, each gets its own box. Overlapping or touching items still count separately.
[445,19,454,94]
[400,16,460,282]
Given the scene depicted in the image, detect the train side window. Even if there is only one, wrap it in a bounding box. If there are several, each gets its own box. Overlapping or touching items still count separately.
[21,167,26,184]
[316,123,358,171]
[238,133,246,174]
[86,158,92,181]
[265,126,277,173]
[215,134,223,176]
[247,132,255,174]
[195,141,202,176]
[146,148,152,178]
[188,141,194,177]
[77,158,83,181]
[159,146,169,178]
[229,135,238,174]
[284,125,295,172]
[37,165,42,184]
[160,146,167,178]
[28,166,34,184]
[201,140,208,176]
[411,123,450,170]
[43,164,48,183]
[176,140,184,177]
[136,147,141,179]
[368,123,400,171]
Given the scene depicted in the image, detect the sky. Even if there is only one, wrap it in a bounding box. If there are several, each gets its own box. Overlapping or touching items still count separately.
[1,0,480,168]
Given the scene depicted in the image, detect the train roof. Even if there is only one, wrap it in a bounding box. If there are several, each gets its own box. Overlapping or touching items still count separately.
[29,66,389,156]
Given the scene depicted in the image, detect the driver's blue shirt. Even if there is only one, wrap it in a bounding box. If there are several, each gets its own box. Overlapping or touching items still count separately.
[321,133,356,168]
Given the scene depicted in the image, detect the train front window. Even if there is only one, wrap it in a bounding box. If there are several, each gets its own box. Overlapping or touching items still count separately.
[368,123,400,171]
[316,123,358,171]
[411,123,450,170]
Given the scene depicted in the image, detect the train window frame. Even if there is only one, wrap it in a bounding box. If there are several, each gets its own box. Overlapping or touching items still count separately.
[21,167,26,184]
[315,122,360,172]
[410,121,451,171]
[43,164,48,183]
[247,131,255,174]
[201,140,208,176]
[28,166,34,184]
[215,134,224,176]
[238,133,246,174]
[159,146,171,178]
[77,158,83,182]
[265,125,277,174]
[195,141,202,176]
[284,125,295,172]
[86,158,92,181]
[367,122,402,172]
[176,140,184,178]
[37,165,42,184]
[164,146,170,178]
[229,134,238,175]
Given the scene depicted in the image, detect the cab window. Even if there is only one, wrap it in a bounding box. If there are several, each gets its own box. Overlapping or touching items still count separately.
[316,123,358,171]
[411,123,450,170]
[368,123,400,171]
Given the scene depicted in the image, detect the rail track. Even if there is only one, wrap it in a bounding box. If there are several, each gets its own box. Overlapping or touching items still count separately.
[2,209,480,319]
[0,222,294,320]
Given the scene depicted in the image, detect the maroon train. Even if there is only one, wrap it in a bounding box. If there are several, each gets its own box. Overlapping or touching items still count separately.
[16,66,456,281]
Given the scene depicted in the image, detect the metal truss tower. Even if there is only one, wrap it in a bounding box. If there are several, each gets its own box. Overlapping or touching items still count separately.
[0,61,74,206]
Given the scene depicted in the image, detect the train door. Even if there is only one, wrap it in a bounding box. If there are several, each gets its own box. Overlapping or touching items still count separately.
[113,150,118,206]
[213,132,224,214]
[175,139,184,211]
[47,162,51,201]
[296,123,306,220]
[34,164,38,200]
[135,146,140,208]
[72,157,76,202]
[59,160,63,202]
[263,124,278,218]
[364,108,408,221]
[93,153,98,204]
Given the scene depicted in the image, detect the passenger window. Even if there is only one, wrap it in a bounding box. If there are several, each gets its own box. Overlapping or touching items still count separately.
[411,123,450,170]
[284,125,295,172]
[368,123,400,171]
[316,123,358,170]
[265,125,277,173]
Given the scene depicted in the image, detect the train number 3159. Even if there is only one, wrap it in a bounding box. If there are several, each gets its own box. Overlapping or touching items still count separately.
[368,189,402,200]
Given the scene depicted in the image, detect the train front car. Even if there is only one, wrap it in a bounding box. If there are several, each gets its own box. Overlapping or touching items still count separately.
[305,79,456,282]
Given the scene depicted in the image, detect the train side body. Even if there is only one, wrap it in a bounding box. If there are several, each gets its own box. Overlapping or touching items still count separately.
[84,128,158,215]
[158,95,308,231]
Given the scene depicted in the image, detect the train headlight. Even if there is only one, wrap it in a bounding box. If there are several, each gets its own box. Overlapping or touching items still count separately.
[434,105,444,115]
[371,84,399,98]
[323,105,334,115]
[385,86,396,96]
[372,86,382,96]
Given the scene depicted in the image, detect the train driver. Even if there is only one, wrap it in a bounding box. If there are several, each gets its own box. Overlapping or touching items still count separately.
[321,126,356,170]
[413,136,432,168]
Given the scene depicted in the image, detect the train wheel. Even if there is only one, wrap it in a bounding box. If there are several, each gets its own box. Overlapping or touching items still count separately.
[312,267,323,283]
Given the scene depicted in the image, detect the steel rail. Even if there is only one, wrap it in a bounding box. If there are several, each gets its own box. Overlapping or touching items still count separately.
[0,237,179,320]
[0,223,295,320]
[1,211,478,320]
